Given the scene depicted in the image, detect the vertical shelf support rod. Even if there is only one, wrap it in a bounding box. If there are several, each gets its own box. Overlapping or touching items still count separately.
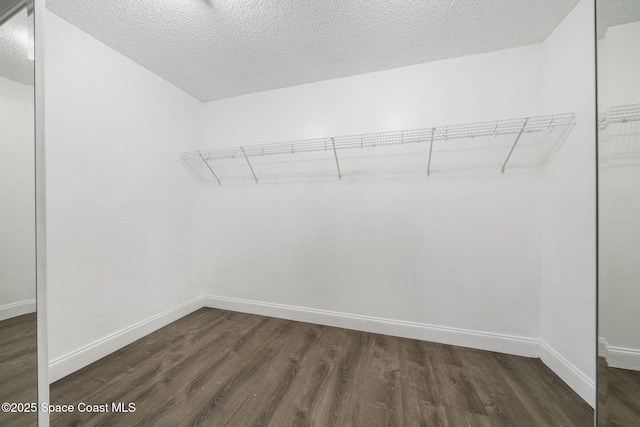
[501,118,529,174]
[241,147,258,183]
[427,127,435,176]
[198,152,221,186]
[331,137,342,180]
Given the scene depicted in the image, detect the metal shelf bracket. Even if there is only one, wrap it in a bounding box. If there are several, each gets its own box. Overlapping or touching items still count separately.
[331,137,342,180]
[198,152,221,186]
[501,118,529,174]
[241,146,258,183]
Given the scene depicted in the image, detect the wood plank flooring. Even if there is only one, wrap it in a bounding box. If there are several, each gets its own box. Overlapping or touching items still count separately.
[50,308,593,426]
[0,313,38,427]
[598,357,640,426]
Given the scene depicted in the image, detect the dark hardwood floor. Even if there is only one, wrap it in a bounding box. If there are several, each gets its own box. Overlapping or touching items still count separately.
[598,357,640,426]
[50,308,593,426]
[0,313,38,427]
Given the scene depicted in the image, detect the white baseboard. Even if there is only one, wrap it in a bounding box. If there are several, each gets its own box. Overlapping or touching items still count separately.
[599,337,640,370]
[48,296,203,383]
[44,293,596,409]
[203,294,539,358]
[539,341,595,408]
[0,299,36,321]
[604,344,640,371]
[205,295,597,406]
[599,337,608,358]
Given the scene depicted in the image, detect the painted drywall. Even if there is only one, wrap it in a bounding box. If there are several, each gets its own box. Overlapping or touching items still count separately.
[597,20,640,369]
[201,46,543,141]
[44,11,203,378]
[0,74,36,320]
[42,2,598,406]
[539,0,597,405]
[599,154,640,369]
[198,46,545,349]
[597,21,640,110]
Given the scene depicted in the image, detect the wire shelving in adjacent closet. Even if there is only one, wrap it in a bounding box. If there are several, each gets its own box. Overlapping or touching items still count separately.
[599,104,640,166]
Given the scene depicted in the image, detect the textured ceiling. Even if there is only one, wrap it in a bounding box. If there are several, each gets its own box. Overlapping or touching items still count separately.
[597,0,640,38]
[0,7,33,85]
[45,0,584,102]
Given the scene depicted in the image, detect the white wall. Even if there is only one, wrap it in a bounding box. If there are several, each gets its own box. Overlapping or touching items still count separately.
[45,11,203,381]
[599,154,640,369]
[539,0,596,405]
[43,2,598,407]
[201,46,543,142]
[597,21,640,110]
[198,45,546,354]
[597,20,640,370]
[0,75,36,321]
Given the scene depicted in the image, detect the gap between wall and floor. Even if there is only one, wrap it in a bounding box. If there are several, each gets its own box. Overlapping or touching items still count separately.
[47,294,596,408]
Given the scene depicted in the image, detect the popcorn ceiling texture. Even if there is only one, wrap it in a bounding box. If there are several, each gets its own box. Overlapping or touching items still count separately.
[597,0,640,38]
[0,9,33,85]
[45,0,584,102]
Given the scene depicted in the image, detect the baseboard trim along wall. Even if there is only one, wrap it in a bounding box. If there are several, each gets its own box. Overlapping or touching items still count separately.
[0,299,36,322]
[599,338,640,370]
[48,296,203,383]
[205,295,596,406]
[606,346,640,370]
[47,293,596,408]
[539,341,595,407]
[599,337,608,358]
[203,294,540,358]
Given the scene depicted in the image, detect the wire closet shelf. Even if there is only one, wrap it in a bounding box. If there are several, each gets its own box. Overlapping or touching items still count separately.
[598,103,640,165]
[181,113,575,186]
[599,103,640,128]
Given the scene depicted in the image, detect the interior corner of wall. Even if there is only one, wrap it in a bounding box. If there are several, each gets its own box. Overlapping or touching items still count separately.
[539,339,596,407]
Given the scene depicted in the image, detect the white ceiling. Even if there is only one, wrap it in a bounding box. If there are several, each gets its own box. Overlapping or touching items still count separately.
[597,0,640,38]
[46,0,589,102]
[0,8,33,85]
